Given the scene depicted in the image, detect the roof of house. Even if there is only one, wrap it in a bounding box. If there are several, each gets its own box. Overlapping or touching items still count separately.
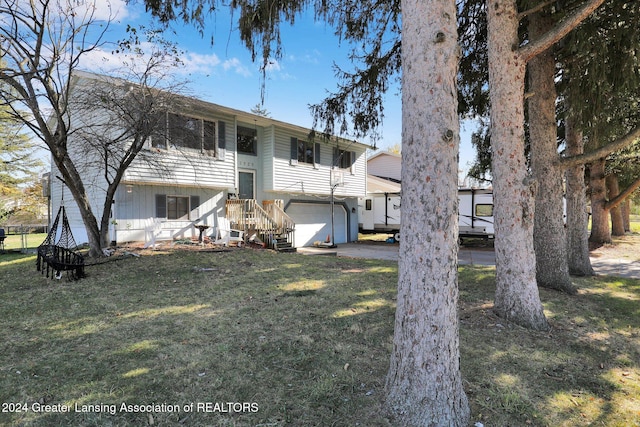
[72,70,373,150]
[367,150,401,161]
[367,174,401,194]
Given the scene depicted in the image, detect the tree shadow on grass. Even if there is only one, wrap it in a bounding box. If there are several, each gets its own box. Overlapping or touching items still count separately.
[0,249,398,426]
[459,266,640,426]
[3,251,639,426]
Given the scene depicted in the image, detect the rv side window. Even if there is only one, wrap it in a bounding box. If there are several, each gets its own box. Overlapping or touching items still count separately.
[475,204,493,217]
[365,199,372,210]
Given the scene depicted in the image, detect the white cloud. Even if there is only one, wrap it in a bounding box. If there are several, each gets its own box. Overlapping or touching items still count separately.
[287,49,321,65]
[181,52,223,75]
[90,0,130,22]
[222,58,252,77]
[264,59,281,72]
[79,43,255,83]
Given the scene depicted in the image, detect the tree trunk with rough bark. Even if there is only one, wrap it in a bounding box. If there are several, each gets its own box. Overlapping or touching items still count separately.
[486,0,549,330]
[607,174,625,236]
[52,146,104,258]
[385,1,470,425]
[564,118,594,276]
[589,158,611,248]
[622,199,631,232]
[528,12,576,294]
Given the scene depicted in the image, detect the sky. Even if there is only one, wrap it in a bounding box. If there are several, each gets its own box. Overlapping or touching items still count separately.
[75,0,478,175]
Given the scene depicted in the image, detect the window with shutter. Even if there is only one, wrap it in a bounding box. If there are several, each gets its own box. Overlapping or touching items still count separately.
[292,137,316,165]
[290,137,298,165]
[203,120,216,154]
[218,121,226,149]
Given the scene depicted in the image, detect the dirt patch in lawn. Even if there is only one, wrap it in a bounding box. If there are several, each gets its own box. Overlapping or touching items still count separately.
[590,233,640,262]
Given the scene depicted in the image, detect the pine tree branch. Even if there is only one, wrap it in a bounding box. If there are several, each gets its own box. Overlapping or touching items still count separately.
[518,0,557,20]
[519,0,605,63]
[605,176,640,210]
[559,126,640,168]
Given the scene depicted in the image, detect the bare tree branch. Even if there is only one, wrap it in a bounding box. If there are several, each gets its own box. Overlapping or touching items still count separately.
[606,176,640,210]
[519,0,605,63]
[559,125,640,168]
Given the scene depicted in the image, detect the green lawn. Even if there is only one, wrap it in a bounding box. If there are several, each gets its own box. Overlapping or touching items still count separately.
[1,246,639,426]
[1,233,47,252]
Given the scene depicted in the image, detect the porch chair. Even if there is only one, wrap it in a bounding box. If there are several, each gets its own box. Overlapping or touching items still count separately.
[214,216,245,247]
[143,218,164,249]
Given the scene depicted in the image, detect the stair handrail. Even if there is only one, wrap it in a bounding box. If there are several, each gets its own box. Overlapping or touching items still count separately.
[226,199,278,240]
[225,199,296,249]
[263,200,295,233]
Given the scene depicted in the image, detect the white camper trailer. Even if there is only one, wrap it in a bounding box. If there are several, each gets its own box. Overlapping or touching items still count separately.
[359,185,494,243]
[457,188,495,242]
[359,175,402,241]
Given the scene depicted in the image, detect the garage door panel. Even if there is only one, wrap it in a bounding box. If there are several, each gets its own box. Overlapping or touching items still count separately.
[287,203,346,247]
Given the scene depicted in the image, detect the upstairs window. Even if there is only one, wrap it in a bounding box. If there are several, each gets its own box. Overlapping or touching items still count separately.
[298,139,314,164]
[203,120,216,153]
[149,112,217,156]
[237,126,257,155]
[150,112,167,150]
[334,148,356,171]
[291,137,320,166]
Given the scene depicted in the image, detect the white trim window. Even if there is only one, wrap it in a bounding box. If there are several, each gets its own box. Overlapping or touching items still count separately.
[290,137,320,167]
[334,148,356,174]
[149,112,222,157]
[237,126,257,155]
[155,194,201,220]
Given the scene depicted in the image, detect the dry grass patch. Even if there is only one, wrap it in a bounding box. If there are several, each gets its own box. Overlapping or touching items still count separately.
[1,246,639,426]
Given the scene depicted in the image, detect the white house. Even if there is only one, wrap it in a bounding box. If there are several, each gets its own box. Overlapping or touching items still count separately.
[50,71,370,249]
[366,151,401,182]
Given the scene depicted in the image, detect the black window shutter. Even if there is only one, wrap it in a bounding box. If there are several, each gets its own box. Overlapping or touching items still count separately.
[155,194,167,218]
[314,143,321,164]
[350,151,356,166]
[190,195,200,210]
[218,121,226,150]
[290,137,298,163]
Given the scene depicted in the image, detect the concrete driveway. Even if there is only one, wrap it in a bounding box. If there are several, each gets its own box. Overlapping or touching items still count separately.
[298,242,494,264]
[298,242,640,279]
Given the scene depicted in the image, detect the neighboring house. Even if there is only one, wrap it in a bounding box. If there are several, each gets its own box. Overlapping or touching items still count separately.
[50,71,370,249]
[359,151,402,237]
[366,151,401,183]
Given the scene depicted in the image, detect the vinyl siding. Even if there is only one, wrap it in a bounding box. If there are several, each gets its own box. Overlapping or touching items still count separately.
[271,128,366,197]
[113,184,226,242]
[123,116,236,189]
[368,152,402,181]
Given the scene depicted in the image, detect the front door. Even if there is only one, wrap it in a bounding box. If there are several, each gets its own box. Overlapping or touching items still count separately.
[238,170,255,200]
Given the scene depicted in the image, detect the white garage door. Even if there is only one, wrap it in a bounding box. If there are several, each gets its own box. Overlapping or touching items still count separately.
[287,203,347,247]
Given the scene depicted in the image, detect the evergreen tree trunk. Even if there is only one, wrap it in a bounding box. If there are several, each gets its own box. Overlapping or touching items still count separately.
[622,199,631,232]
[487,0,549,330]
[607,174,625,236]
[565,118,594,276]
[528,11,576,294]
[385,1,470,425]
[589,158,611,248]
